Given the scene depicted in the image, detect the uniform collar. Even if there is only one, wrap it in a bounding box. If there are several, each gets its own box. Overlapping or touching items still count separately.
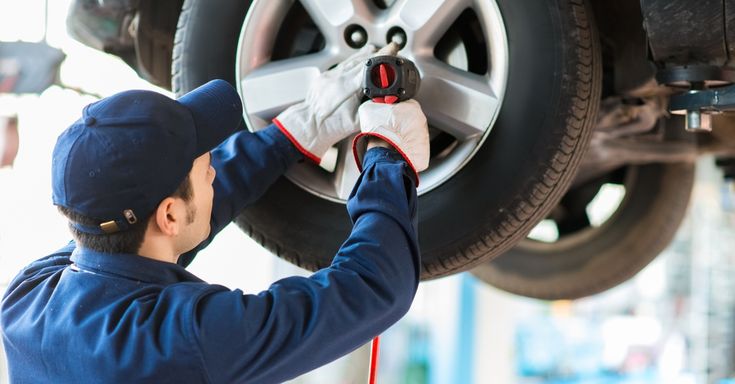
[70,246,204,285]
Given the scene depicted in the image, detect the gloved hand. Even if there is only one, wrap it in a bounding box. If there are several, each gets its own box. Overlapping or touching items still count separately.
[274,43,401,164]
[352,99,430,185]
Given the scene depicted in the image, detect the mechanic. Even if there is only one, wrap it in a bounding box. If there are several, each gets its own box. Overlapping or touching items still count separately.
[0,44,429,383]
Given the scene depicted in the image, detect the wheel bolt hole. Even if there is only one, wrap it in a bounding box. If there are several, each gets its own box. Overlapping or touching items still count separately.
[344,24,368,49]
[386,26,407,49]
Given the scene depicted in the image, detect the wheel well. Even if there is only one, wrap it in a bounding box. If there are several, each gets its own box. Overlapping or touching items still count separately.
[132,0,184,90]
[587,0,655,96]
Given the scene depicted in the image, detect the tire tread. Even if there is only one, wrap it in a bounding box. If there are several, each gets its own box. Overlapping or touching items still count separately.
[420,0,602,279]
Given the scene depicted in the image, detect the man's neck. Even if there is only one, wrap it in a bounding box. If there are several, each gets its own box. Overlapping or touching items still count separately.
[137,240,178,264]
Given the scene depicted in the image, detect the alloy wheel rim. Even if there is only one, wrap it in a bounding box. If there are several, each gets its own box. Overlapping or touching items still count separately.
[522,166,636,252]
[236,0,509,203]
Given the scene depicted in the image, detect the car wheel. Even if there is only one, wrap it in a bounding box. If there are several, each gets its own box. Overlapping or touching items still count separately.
[173,0,602,278]
[471,162,696,300]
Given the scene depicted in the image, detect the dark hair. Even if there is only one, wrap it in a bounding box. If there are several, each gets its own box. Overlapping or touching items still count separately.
[58,174,194,254]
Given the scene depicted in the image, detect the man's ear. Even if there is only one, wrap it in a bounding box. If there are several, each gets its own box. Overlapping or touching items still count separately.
[153,197,180,236]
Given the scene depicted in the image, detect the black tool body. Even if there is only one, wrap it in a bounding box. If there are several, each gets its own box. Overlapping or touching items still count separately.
[362,55,420,104]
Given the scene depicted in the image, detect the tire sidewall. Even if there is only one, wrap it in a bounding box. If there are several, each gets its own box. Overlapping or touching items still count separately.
[473,162,696,300]
[419,0,579,272]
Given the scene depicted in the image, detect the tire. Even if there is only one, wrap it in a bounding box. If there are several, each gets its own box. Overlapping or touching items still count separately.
[172,0,250,94]
[471,162,696,300]
[173,0,602,279]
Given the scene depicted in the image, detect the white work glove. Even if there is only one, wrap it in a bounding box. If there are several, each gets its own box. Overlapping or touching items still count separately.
[274,43,400,164]
[352,99,430,184]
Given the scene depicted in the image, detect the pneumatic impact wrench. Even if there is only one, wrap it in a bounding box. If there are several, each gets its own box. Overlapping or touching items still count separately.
[361,52,421,384]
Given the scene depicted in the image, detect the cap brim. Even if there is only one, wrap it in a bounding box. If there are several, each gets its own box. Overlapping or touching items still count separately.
[177,79,243,155]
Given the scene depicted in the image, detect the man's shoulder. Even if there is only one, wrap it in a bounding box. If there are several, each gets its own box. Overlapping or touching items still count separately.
[18,241,77,277]
[5,242,75,290]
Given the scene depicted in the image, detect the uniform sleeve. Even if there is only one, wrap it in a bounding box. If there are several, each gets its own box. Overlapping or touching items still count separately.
[178,125,303,266]
[190,148,421,383]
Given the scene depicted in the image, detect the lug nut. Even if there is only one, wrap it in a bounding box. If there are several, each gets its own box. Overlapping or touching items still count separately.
[391,33,406,46]
[351,30,366,46]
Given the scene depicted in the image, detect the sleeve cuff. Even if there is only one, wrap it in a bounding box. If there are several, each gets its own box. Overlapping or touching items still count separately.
[362,147,418,186]
[261,123,306,164]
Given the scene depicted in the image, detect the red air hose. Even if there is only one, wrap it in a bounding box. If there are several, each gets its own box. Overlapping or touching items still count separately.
[368,336,380,384]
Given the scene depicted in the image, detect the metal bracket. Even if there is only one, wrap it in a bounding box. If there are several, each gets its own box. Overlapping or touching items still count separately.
[668,84,735,132]
[669,84,735,111]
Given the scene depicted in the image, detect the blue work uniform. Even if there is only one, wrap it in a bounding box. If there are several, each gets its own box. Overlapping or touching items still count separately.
[0,125,421,383]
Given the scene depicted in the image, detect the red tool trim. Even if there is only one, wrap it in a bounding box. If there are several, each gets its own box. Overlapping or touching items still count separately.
[384,95,399,104]
[379,64,390,89]
[371,63,399,104]
[371,96,397,104]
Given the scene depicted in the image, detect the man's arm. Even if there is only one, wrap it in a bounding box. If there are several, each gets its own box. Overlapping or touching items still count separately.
[178,124,302,266]
[178,46,398,266]
[189,148,420,383]
[208,125,302,233]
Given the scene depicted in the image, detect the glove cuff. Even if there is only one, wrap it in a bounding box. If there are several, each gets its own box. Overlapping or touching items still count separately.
[352,132,420,186]
[272,118,321,164]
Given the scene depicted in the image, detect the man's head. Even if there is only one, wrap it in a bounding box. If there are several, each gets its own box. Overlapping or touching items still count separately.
[52,80,242,256]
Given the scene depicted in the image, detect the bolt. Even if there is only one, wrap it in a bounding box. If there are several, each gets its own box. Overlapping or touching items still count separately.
[396,59,404,66]
[398,88,406,95]
[363,88,371,95]
[685,109,712,132]
[350,29,367,46]
[365,59,372,67]
[391,33,406,47]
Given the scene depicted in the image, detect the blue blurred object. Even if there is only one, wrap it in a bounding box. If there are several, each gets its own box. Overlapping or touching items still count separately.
[515,316,666,383]
[0,41,65,94]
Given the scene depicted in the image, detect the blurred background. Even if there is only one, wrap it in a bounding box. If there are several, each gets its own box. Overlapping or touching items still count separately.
[1,1,735,383]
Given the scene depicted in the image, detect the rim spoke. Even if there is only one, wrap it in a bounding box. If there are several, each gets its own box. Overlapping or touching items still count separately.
[416,57,498,141]
[390,0,471,49]
[555,180,605,235]
[555,210,592,236]
[298,0,378,42]
[240,51,338,120]
[332,136,362,200]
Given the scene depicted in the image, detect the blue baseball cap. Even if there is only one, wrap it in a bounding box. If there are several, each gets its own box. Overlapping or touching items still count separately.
[52,79,242,234]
